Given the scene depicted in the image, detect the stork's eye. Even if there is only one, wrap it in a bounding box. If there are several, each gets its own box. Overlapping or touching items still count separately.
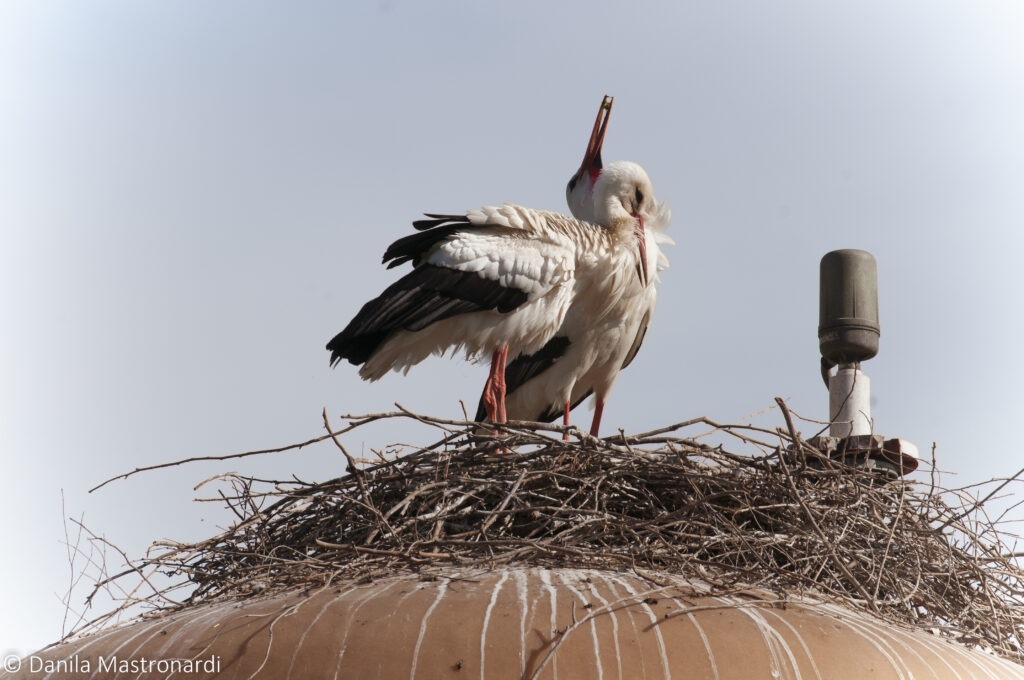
[634,187,644,206]
[568,175,579,192]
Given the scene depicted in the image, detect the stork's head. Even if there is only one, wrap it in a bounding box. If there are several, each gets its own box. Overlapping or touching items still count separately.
[592,160,663,287]
[566,95,612,223]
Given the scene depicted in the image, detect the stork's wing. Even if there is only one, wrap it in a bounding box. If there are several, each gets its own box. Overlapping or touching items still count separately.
[328,207,578,368]
[328,264,529,366]
[619,309,651,372]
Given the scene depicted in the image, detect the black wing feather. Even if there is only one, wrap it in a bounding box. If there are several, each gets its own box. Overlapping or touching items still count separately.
[327,264,529,367]
[383,225,460,269]
[412,213,468,230]
[383,214,472,269]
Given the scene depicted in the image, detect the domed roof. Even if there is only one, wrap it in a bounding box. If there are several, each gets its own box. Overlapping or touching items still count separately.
[8,567,1022,679]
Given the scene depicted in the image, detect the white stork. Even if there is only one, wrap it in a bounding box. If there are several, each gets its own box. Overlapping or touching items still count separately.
[475,96,673,437]
[326,136,656,425]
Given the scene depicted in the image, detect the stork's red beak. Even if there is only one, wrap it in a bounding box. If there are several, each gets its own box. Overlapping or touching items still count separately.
[634,215,649,287]
[577,95,613,180]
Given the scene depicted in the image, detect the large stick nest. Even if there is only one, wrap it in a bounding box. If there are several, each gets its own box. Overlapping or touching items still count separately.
[84,405,1024,664]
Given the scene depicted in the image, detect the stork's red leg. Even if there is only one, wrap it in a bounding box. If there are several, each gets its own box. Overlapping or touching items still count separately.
[482,345,509,424]
[589,398,605,438]
[482,352,499,422]
[562,399,571,442]
[495,344,508,423]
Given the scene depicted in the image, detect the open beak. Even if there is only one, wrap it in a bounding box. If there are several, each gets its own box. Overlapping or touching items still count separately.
[576,95,613,180]
[634,215,649,287]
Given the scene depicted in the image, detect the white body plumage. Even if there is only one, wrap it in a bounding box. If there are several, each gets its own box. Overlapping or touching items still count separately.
[501,163,672,427]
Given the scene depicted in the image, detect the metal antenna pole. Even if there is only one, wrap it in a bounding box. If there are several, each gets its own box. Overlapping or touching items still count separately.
[812,249,918,477]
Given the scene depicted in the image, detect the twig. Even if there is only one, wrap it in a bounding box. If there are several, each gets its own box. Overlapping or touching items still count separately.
[89,431,337,493]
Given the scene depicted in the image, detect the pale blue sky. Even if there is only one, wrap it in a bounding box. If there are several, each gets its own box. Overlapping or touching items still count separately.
[3,1,1024,654]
